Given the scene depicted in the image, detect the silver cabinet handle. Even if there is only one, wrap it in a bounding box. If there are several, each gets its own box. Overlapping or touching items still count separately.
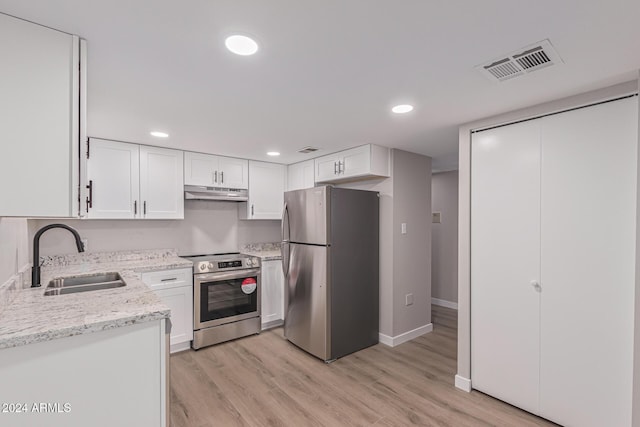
[339,161,344,173]
[221,171,224,184]
[143,201,147,215]
[134,200,137,215]
[334,162,338,174]
[214,171,218,184]
[161,277,177,282]
[251,204,254,216]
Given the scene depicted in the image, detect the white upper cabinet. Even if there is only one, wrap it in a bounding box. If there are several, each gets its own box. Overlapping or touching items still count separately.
[87,139,183,219]
[314,144,390,184]
[239,161,286,220]
[184,151,248,189]
[87,140,140,219]
[0,13,85,217]
[140,146,184,219]
[287,160,315,191]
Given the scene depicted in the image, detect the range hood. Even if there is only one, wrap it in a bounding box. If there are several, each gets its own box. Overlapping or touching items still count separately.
[184,185,248,202]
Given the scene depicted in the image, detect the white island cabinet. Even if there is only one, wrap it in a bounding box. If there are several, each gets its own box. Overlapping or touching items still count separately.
[142,268,194,353]
[0,319,169,427]
[0,13,86,217]
[261,259,285,329]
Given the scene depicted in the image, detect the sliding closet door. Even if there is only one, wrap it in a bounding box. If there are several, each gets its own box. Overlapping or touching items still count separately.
[471,121,541,414]
[539,97,638,427]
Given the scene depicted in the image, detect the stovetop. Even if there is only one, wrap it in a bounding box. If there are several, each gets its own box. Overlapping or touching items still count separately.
[181,252,259,273]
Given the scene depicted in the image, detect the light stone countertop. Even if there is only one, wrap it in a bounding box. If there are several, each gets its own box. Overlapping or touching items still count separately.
[0,250,192,350]
[241,242,282,261]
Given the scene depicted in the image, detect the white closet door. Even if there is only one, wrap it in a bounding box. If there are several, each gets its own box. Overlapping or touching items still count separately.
[471,120,541,414]
[539,97,638,427]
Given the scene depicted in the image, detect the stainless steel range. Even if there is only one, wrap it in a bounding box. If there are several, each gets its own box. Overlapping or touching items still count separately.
[182,253,261,350]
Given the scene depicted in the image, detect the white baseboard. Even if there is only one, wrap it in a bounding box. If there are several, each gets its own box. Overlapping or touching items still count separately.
[261,319,284,331]
[170,341,191,354]
[455,375,472,392]
[379,323,433,347]
[432,297,458,310]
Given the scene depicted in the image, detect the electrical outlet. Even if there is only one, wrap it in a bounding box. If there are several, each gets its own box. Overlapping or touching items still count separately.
[405,293,414,306]
[401,223,407,234]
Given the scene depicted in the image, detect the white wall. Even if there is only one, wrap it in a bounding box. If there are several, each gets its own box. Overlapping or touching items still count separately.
[30,201,280,257]
[0,218,29,285]
[456,80,639,389]
[431,171,458,304]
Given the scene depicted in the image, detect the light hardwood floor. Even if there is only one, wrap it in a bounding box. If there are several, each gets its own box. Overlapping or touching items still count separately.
[170,306,556,426]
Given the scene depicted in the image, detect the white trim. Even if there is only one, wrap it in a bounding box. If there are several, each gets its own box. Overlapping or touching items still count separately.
[170,341,191,354]
[261,319,284,331]
[432,298,458,310]
[455,375,472,392]
[378,323,433,347]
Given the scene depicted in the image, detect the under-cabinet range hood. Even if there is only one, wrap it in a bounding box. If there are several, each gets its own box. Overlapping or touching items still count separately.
[184,185,248,202]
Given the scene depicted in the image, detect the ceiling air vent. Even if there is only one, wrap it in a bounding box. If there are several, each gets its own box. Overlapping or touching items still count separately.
[476,39,563,82]
[298,146,319,154]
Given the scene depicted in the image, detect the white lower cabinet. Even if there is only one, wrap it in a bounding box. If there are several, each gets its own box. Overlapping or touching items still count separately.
[0,320,168,427]
[261,260,284,329]
[142,268,193,353]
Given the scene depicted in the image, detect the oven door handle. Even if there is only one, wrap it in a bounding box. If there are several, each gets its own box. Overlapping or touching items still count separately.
[194,269,261,282]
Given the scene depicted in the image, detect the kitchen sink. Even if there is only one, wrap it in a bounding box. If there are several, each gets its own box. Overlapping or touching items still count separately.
[44,272,126,296]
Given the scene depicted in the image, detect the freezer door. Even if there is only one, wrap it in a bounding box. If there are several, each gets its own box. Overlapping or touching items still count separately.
[284,243,329,360]
[284,187,330,245]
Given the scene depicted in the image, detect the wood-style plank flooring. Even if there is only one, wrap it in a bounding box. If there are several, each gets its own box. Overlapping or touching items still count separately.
[170,306,555,426]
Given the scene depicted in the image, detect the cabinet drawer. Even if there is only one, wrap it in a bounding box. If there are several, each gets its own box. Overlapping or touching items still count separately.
[141,268,192,290]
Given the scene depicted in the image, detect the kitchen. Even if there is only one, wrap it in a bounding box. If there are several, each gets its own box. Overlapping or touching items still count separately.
[1,1,640,426]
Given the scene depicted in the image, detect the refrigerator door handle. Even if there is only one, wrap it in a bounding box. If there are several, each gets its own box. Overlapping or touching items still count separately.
[281,242,290,277]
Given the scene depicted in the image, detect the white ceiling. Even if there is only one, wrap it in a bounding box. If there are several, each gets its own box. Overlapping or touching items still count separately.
[1,1,639,171]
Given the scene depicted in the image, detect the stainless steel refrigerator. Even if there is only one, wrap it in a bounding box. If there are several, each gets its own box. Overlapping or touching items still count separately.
[282,186,379,361]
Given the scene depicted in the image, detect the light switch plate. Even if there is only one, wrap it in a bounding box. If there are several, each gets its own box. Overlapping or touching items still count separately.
[405,293,414,306]
[401,223,407,234]
[432,212,441,224]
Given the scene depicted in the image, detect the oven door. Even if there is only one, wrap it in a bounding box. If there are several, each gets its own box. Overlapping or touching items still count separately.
[194,269,261,329]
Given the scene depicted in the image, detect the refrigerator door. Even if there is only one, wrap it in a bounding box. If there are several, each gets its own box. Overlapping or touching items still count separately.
[284,243,329,360]
[284,186,330,245]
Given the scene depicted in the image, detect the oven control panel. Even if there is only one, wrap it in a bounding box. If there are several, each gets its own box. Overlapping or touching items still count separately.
[190,255,259,274]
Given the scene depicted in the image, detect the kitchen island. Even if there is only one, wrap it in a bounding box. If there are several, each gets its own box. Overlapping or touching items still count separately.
[0,249,191,427]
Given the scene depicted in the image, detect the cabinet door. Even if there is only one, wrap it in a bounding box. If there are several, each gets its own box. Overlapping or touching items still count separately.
[471,120,541,414]
[538,97,637,427]
[140,146,184,219]
[184,151,217,186]
[218,156,249,189]
[261,260,285,328]
[315,154,342,183]
[341,145,371,178]
[154,286,193,353]
[287,160,315,191]
[87,139,139,219]
[0,14,80,217]
[246,161,286,219]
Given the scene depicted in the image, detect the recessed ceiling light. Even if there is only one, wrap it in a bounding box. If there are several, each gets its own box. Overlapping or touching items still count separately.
[267,151,280,156]
[225,35,259,56]
[150,131,169,138]
[392,104,414,114]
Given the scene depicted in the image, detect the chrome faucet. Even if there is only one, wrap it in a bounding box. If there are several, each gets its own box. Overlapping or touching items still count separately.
[32,224,85,287]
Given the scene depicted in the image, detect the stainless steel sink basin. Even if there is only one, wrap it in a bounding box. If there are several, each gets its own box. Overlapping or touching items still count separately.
[44,272,126,296]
